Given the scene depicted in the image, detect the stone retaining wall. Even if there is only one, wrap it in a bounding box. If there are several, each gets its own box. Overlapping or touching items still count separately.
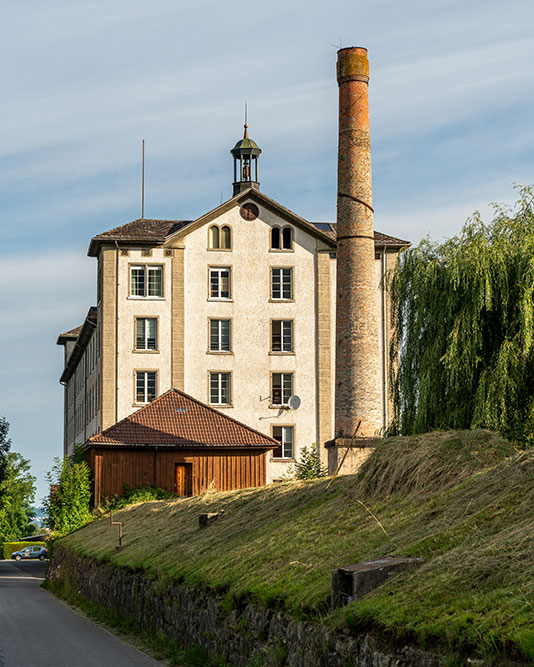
[47,546,446,666]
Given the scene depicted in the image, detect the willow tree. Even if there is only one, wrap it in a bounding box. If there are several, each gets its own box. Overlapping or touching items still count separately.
[389,185,534,441]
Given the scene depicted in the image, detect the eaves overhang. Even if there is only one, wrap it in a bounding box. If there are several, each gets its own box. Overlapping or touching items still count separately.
[87,220,192,257]
[83,441,277,450]
[59,307,97,384]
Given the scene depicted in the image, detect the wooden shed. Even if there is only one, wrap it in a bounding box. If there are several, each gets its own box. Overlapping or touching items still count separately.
[84,388,277,505]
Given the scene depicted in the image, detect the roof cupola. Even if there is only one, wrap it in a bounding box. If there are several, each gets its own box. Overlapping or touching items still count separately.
[231,120,261,196]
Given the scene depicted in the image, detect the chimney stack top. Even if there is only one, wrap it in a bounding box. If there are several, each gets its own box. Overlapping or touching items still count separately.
[337,46,369,86]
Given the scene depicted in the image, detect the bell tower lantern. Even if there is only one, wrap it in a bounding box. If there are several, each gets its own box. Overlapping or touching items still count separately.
[231,124,261,196]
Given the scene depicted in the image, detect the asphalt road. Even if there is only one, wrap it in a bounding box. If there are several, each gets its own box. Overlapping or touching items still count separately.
[0,559,163,667]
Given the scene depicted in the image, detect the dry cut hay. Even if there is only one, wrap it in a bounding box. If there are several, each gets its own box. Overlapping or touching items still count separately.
[354,429,520,498]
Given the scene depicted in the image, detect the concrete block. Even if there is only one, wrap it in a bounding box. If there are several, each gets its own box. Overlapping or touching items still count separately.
[332,556,424,607]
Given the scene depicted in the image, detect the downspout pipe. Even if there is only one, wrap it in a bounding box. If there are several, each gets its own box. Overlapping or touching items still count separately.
[114,241,119,424]
[381,248,388,430]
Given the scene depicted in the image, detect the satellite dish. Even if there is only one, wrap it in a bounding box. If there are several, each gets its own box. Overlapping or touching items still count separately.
[287,395,301,410]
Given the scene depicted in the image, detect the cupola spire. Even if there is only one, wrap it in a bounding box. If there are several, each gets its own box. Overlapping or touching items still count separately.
[231,109,261,196]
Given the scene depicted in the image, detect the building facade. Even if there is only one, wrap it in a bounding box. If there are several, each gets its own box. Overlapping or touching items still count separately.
[57,130,408,482]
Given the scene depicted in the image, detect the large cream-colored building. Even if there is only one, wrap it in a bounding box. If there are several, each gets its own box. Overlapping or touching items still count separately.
[57,129,408,481]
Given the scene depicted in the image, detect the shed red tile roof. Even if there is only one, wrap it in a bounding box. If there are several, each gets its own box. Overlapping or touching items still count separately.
[87,388,278,448]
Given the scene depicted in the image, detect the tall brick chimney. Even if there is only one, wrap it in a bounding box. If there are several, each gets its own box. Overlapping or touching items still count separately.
[334,47,382,441]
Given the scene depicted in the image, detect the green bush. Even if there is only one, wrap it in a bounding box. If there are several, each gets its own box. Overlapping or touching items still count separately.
[2,541,46,560]
[43,457,92,535]
[283,445,329,480]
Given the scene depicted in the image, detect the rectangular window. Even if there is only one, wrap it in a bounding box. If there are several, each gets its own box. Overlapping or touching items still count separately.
[210,372,231,405]
[271,372,293,406]
[135,371,157,403]
[271,268,293,300]
[209,267,231,299]
[135,318,157,350]
[209,319,231,351]
[271,320,293,352]
[130,265,163,297]
[272,426,294,459]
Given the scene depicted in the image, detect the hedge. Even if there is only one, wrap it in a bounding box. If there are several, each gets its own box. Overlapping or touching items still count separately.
[2,542,47,560]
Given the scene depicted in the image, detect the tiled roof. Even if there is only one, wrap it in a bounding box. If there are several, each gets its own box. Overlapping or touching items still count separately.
[88,196,409,257]
[87,388,278,448]
[311,223,410,247]
[93,218,191,241]
[95,218,191,241]
[58,325,83,339]
[88,219,192,255]
[375,230,411,246]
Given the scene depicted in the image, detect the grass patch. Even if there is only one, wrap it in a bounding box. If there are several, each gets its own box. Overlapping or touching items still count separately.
[56,430,533,662]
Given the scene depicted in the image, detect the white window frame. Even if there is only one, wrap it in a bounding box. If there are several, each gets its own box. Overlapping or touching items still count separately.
[209,319,231,352]
[271,372,293,406]
[209,267,231,300]
[271,320,293,353]
[209,372,231,405]
[272,425,294,459]
[271,268,293,300]
[130,265,164,298]
[135,370,157,404]
[135,317,158,350]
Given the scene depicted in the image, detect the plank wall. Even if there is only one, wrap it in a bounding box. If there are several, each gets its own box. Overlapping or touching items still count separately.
[87,447,268,504]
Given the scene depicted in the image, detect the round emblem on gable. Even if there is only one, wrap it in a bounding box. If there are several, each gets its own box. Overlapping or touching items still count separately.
[240,203,259,221]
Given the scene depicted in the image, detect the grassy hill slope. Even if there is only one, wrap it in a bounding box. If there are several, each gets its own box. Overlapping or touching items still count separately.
[58,430,534,663]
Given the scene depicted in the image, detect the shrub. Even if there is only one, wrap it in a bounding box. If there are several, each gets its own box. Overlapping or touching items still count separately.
[284,445,329,480]
[43,457,92,535]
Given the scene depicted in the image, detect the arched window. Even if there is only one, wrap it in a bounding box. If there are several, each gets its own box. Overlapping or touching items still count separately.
[208,225,232,250]
[208,226,219,249]
[221,225,232,249]
[282,227,293,250]
[271,227,281,250]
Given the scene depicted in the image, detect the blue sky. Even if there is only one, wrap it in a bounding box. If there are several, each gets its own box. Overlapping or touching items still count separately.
[1,0,533,502]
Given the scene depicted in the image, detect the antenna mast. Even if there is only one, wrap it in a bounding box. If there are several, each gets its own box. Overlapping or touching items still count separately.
[141,139,145,219]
